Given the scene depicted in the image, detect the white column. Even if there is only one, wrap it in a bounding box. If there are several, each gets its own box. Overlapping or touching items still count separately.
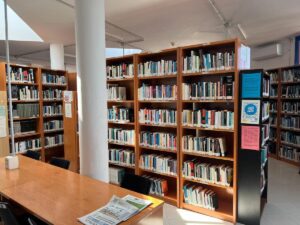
[75,0,108,182]
[50,43,65,70]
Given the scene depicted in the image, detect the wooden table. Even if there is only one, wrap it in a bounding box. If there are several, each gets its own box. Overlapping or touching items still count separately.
[0,156,164,225]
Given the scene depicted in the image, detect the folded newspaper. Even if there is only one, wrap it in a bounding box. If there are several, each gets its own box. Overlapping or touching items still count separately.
[78,195,152,225]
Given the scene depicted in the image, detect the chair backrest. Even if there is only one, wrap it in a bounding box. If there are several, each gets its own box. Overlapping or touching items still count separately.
[120,173,151,195]
[23,150,40,160]
[49,157,70,170]
[0,202,20,225]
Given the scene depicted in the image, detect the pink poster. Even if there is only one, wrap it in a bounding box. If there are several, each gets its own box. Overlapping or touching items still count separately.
[241,126,260,151]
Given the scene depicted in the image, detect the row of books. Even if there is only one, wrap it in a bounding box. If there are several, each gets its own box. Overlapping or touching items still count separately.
[43,105,62,116]
[11,86,39,100]
[282,85,300,98]
[139,154,177,175]
[107,84,127,100]
[42,73,66,85]
[183,184,218,211]
[270,102,277,112]
[282,69,300,82]
[44,120,63,131]
[262,102,270,121]
[108,106,134,123]
[282,102,299,113]
[270,128,277,139]
[182,161,233,187]
[270,115,276,126]
[138,60,177,76]
[44,134,63,147]
[108,128,135,145]
[263,77,270,97]
[281,131,300,145]
[8,67,35,83]
[182,135,226,157]
[12,104,39,118]
[43,89,63,100]
[270,86,278,97]
[261,124,270,146]
[281,116,300,129]
[182,109,234,129]
[109,167,125,185]
[140,131,177,150]
[182,77,234,100]
[269,72,278,83]
[14,138,41,153]
[109,148,135,166]
[12,121,36,135]
[183,50,235,73]
[142,175,168,197]
[106,63,134,79]
[138,84,177,100]
[279,146,300,162]
[139,109,177,125]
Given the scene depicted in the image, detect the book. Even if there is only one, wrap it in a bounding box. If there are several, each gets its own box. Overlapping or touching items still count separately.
[138,60,177,76]
[43,104,62,116]
[42,73,66,85]
[108,106,134,123]
[139,154,177,175]
[142,175,168,196]
[109,167,125,185]
[44,120,63,130]
[109,148,135,167]
[43,88,63,100]
[108,128,135,145]
[107,84,127,100]
[138,84,177,100]
[7,67,35,83]
[139,108,177,126]
[107,63,134,79]
[9,85,39,100]
[14,138,41,154]
[44,134,63,147]
[140,131,177,150]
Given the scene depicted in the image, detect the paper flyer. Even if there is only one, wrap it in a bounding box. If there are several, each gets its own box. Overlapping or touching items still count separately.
[241,100,260,124]
[241,125,260,151]
[241,72,261,98]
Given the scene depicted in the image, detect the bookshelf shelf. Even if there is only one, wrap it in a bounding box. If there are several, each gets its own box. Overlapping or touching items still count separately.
[43,99,63,102]
[149,190,177,205]
[138,100,177,103]
[109,162,135,169]
[182,151,234,161]
[139,123,177,128]
[280,141,300,149]
[44,129,64,134]
[280,127,300,132]
[139,168,177,178]
[182,126,234,132]
[42,83,67,88]
[106,77,134,82]
[9,117,39,121]
[44,143,64,149]
[107,141,135,147]
[43,114,64,118]
[183,177,233,190]
[139,145,177,154]
[108,121,135,126]
[182,69,235,77]
[12,100,39,103]
[138,74,177,80]
[281,112,300,116]
[182,99,234,103]
[107,100,134,103]
[9,82,38,86]
[10,132,40,139]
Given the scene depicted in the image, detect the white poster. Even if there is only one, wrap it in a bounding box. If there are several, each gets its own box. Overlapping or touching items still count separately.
[65,103,72,118]
[0,105,7,138]
[241,100,260,124]
[63,91,73,103]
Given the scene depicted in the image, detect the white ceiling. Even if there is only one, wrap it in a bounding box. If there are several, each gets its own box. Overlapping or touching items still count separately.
[1,0,300,65]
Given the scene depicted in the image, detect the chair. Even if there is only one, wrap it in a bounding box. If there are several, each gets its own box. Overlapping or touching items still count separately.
[0,202,20,225]
[120,173,151,195]
[49,157,70,170]
[23,150,40,160]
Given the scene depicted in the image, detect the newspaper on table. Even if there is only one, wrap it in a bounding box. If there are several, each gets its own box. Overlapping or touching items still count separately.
[78,195,152,225]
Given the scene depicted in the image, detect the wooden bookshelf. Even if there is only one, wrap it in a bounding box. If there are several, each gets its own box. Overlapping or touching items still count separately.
[266,65,300,166]
[0,63,68,162]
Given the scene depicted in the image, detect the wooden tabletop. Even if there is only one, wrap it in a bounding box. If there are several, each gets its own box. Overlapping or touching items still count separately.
[0,156,163,225]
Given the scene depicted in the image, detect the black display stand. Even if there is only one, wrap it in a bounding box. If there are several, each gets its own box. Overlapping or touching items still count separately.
[237,69,269,225]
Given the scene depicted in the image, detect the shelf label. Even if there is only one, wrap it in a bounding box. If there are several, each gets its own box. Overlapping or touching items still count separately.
[241,72,261,98]
[241,125,260,151]
[241,100,260,124]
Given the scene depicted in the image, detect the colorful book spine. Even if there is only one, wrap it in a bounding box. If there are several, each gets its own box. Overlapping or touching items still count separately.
[42,73,66,84]
[183,50,234,73]
[262,102,270,121]
[10,86,39,100]
[281,85,300,98]
[13,104,39,118]
[138,84,177,100]
[282,69,300,82]
[139,108,177,125]
[182,109,234,129]
[109,148,135,166]
[281,116,300,129]
[45,134,63,147]
[182,135,226,157]
[139,154,177,175]
[282,102,299,113]
[140,131,177,150]
[108,128,135,145]
[142,175,168,197]
[183,184,218,210]
[108,106,133,123]
[14,138,41,153]
[8,67,35,83]
[279,146,300,162]
[182,160,233,187]
[43,105,62,116]
[106,63,134,79]
[44,120,63,130]
[43,89,63,100]
[138,60,177,76]
[281,131,300,145]
[182,76,234,100]
[107,84,127,100]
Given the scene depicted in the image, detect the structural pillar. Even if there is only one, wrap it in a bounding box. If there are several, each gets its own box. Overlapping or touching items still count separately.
[74,0,108,182]
[50,43,65,70]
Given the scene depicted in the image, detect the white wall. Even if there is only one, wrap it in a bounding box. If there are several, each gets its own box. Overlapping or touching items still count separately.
[251,37,295,70]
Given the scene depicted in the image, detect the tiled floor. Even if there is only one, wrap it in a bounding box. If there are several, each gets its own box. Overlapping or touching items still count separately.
[162,158,300,225]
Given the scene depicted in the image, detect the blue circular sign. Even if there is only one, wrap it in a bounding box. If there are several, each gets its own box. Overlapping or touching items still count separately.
[244,104,257,115]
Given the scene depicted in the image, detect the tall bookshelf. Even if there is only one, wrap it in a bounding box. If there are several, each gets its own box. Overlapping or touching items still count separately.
[136,49,180,206]
[105,39,248,223]
[179,39,241,222]
[0,63,68,162]
[106,55,138,175]
[267,65,300,166]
